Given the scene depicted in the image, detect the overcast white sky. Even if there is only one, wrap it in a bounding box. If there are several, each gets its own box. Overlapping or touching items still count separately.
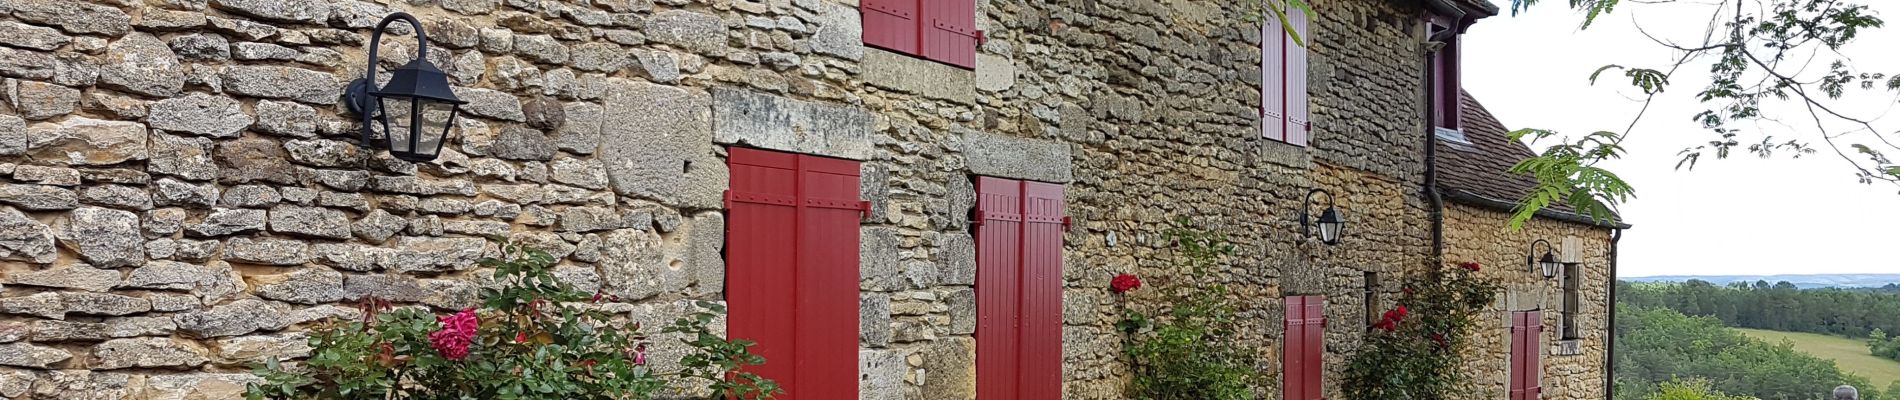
[1460,1,1900,277]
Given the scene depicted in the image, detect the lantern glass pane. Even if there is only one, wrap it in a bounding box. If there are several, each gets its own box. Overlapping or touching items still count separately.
[1319,221,1342,243]
[377,96,455,157]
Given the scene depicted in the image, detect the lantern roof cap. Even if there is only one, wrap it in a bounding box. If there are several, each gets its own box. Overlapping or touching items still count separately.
[374,58,464,104]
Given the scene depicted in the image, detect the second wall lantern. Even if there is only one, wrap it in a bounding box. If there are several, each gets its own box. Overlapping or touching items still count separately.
[345,12,465,163]
[1302,189,1345,245]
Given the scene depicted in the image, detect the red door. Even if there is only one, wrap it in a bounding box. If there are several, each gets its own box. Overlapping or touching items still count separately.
[727,148,861,399]
[1284,296,1324,400]
[1510,311,1544,400]
[976,177,1065,400]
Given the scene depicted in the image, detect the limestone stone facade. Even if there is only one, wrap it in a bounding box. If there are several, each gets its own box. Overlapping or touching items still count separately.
[0,0,1616,399]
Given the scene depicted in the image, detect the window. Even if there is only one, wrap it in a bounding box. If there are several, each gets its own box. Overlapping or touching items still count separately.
[862,0,979,68]
[1562,263,1581,340]
[1284,296,1325,400]
[974,177,1066,399]
[1430,23,1462,130]
[725,147,863,399]
[1261,4,1311,146]
[1363,272,1380,328]
[1510,311,1544,400]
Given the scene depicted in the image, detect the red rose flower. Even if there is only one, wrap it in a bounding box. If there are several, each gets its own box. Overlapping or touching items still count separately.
[1459,262,1481,272]
[1394,305,1409,319]
[633,343,649,366]
[428,308,479,361]
[514,331,529,344]
[1110,274,1142,293]
[1402,286,1416,295]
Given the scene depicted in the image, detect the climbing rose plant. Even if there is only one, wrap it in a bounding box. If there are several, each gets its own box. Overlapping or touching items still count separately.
[1341,262,1501,400]
[244,242,780,400]
[1118,219,1267,400]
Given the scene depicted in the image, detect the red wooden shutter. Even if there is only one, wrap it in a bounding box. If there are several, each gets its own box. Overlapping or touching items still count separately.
[1019,181,1065,400]
[1526,311,1543,399]
[976,177,1023,400]
[976,177,1066,400]
[922,0,978,69]
[727,148,862,400]
[1284,8,1311,147]
[1283,296,1307,400]
[728,149,801,398]
[1261,15,1285,142]
[1439,38,1462,130]
[1510,311,1543,400]
[862,0,919,55]
[1302,296,1325,399]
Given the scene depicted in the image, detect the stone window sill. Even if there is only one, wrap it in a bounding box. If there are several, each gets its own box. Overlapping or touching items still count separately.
[860,47,975,105]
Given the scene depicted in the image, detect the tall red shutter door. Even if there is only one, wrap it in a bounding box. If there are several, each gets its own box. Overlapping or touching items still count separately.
[1284,8,1311,147]
[727,148,862,400]
[727,148,802,398]
[1283,296,1307,400]
[1301,296,1325,400]
[862,0,919,55]
[975,177,1023,400]
[976,178,1066,400]
[1261,15,1286,141]
[1019,181,1066,400]
[793,154,861,398]
[922,0,979,68]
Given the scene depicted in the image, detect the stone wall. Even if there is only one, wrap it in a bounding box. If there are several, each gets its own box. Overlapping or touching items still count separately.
[1442,203,1614,400]
[0,0,1449,398]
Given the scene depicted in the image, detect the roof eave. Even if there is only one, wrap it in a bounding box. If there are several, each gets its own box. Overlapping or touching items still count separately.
[1441,188,1634,229]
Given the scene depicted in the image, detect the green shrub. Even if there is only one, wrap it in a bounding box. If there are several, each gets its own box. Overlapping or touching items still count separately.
[1646,379,1758,400]
[245,242,779,400]
[1119,219,1267,400]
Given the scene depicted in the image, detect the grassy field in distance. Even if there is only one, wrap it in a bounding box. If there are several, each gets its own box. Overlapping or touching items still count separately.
[1735,328,1900,387]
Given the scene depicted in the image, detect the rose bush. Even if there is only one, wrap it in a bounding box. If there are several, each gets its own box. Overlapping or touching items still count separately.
[244,242,780,400]
[1118,219,1266,400]
[1340,261,1501,400]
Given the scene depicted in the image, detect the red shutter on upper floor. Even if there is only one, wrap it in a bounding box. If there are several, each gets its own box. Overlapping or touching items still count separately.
[1284,8,1311,147]
[1262,4,1310,147]
[726,148,862,400]
[976,177,1066,400]
[922,0,979,69]
[1433,36,1462,130]
[1261,15,1286,142]
[862,0,919,55]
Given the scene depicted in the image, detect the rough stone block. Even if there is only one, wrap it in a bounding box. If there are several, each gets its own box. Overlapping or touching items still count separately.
[961,129,1074,183]
[711,87,873,160]
[862,48,974,105]
[599,79,718,208]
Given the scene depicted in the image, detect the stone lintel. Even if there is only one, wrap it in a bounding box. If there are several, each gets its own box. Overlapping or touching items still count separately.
[960,128,1073,184]
[711,88,873,161]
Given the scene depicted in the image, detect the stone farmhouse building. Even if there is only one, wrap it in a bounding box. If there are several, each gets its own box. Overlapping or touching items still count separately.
[0,0,1625,398]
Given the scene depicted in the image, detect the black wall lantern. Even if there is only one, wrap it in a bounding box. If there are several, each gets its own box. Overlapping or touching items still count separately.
[1302,189,1345,245]
[1528,239,1563,280]
[345,12,464,163]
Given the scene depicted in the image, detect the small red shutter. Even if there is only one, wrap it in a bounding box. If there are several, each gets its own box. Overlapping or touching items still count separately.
[727,148,862,400]
[976,177,1023,400]
[1261,15,1285,142]
[862,0,920,55]
[922,0,979,68]
[1284,8,1311,147]
[1283,296,1306,400]
[977,177,1066,400]
[1440,38,1462,130]
[1302,296,1325,399]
